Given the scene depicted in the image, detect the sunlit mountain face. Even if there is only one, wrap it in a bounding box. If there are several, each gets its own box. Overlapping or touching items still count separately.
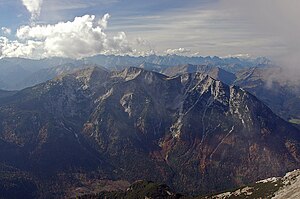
[0,0,300,198]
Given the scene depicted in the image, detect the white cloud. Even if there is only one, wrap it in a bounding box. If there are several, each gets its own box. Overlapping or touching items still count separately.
[0,14,133,59]
[165,48,191,55]
[0,36,44,58]
[221,54,251,59]
[21,0,43,20]
[219,0,300,82]
[1,27,11,35]
[98,13,110,29]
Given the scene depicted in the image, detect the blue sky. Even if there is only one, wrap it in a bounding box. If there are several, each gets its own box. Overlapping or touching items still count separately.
[0,0,297,59]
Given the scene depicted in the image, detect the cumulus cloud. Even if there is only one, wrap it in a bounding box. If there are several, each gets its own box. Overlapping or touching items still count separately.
[0,14,133,59]
[165,48,191,55]
[0,36,43,58]
[1,27,11,35]
[98,13,110,29]
[21,0,43,20]
[136,37,149,46]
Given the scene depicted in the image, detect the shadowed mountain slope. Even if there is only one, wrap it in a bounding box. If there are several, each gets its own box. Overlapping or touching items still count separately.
[0,67,299,197]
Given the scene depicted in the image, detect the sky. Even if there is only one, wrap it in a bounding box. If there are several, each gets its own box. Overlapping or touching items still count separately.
[0,0,298,60]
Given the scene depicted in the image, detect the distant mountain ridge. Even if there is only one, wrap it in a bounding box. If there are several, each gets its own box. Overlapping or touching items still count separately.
[0,57,82,90]
[163,64,236,85]
[0,90,16,99]
[85,54,270,72]
[15,63,96,89]
[234,67,300,122]
[0,55,269,90]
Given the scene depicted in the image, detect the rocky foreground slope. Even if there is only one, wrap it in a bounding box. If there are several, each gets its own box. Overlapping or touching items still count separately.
[208,169,300,199]
[0,67,299,197]
[79,170,300,199]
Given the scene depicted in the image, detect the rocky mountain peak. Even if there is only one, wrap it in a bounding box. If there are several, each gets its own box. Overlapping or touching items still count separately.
[0,66,300,197]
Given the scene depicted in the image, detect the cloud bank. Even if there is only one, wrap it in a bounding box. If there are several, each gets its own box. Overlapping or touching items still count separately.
[220,0,300,82]
[0,14,133,59]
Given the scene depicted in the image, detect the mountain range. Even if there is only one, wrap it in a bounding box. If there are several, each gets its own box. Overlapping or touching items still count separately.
[0,55,269,90]
[234,67,300,123]
[0,66,299,198]
[158,64,300,126]
[4,55,297,127]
